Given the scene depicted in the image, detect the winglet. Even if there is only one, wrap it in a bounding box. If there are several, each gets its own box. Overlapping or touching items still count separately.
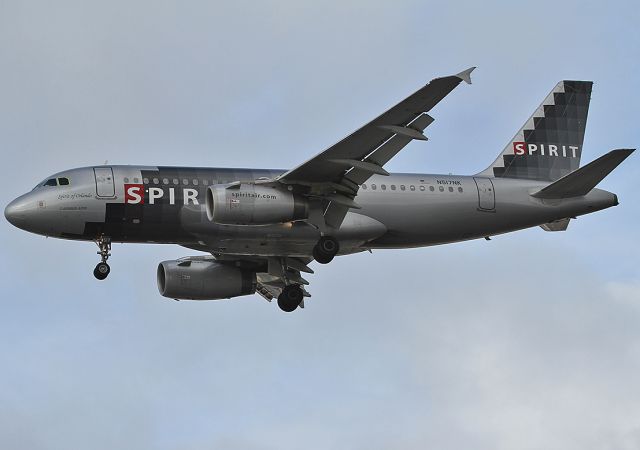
[455,66,476,85]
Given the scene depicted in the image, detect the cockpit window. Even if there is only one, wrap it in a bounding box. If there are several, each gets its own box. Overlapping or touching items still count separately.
[43,179,57,187]
[58,177,70,186]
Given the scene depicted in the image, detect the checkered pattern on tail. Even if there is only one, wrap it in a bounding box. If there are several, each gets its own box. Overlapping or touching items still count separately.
[480,80,592,181]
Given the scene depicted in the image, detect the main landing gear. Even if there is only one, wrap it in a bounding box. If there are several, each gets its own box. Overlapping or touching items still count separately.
[313,236,339,264]
[93,236,111,280]
[277,284,304,312]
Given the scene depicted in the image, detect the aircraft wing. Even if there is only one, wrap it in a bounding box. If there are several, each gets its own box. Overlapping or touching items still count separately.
[275,67,475,229]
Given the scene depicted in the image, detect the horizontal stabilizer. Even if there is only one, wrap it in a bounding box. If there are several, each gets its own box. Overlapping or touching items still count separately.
[531,149,635,199]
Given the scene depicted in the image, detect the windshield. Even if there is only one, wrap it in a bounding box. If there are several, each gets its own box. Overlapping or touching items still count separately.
[32,177,71,190]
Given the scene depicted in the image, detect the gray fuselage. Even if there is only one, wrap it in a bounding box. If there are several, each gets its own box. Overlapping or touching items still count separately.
[4,165,619,258]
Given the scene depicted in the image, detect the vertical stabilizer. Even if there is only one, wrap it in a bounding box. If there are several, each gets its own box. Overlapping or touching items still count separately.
[479,80,592,181]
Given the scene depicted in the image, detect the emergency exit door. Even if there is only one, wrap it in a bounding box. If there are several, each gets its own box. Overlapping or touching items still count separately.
[473,177,495,211]
[94,167,115,197]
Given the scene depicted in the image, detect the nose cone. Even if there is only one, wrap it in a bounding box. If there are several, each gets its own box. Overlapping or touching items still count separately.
[5,195,35,230]
[5,198,22,227]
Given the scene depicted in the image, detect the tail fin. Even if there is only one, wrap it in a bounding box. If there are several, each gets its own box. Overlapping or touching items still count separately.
[480,80,593,181]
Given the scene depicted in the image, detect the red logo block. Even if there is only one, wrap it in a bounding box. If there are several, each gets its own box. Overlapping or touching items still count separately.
[513,142,527,155]
[124,184,145,204]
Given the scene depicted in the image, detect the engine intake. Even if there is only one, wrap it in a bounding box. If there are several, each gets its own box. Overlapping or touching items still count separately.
[157,259,256,300]
[206,183,307,225]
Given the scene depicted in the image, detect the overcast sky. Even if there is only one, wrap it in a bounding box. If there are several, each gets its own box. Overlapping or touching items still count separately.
[1,1,639,449]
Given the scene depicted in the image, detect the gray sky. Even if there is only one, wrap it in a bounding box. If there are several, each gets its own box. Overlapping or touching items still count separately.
[1,1,639,449]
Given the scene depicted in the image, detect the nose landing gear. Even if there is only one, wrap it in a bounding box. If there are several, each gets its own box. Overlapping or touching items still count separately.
[94,262,110,280]
[93,236,111,280]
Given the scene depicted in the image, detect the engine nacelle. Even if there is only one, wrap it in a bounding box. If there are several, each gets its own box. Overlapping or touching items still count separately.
[157,259,256,300]
[206,183,308,225]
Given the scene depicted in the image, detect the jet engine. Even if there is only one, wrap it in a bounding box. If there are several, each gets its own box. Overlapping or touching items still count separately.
[206,183,308,225]
[157,259,256,300]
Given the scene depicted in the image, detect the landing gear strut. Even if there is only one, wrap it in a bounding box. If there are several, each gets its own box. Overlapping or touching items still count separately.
[93,236,111,280]
[277,284,304,312]
[313,236,339,264]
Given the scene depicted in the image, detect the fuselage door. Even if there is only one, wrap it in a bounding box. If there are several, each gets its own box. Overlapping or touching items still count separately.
[94,167,115,197]
[473,177,495,210]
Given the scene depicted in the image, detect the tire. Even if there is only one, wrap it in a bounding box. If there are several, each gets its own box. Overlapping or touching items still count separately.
[313,236,339,264]
[277,285,303,312]
[313,245,334,264]
[94,262,110,280]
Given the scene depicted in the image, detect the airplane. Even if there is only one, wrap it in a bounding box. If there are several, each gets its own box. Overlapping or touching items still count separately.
[4,68,635,312]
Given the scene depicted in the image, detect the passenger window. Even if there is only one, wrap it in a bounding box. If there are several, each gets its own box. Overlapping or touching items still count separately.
[124,177,130,183]
[410,185,415,191]
[391,185,396,191]
[458,187,463,193]
[420,186,425,191]
[163,178,169,185]
[439,186,444,192]
[44,178,57,187]
[182,179,189,185]
[381,184,386,190]
[58,177,70,186]
[371,184,377,190]
[429,186,435,191]
[143,178,149,184]
[449,187,454,192]
[203,180,209,186]
[193,179,199,186]
[362,184,367,190]
[173,178,179,185]
[153,178,159,184]
[133,177,139,183]
[400,185,405,191]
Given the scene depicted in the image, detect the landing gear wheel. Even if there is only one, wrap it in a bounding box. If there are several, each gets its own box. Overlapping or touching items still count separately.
[94,235,112,281]
[93,262,110,280]
[313,236,339,264]
[277,285,304,312]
